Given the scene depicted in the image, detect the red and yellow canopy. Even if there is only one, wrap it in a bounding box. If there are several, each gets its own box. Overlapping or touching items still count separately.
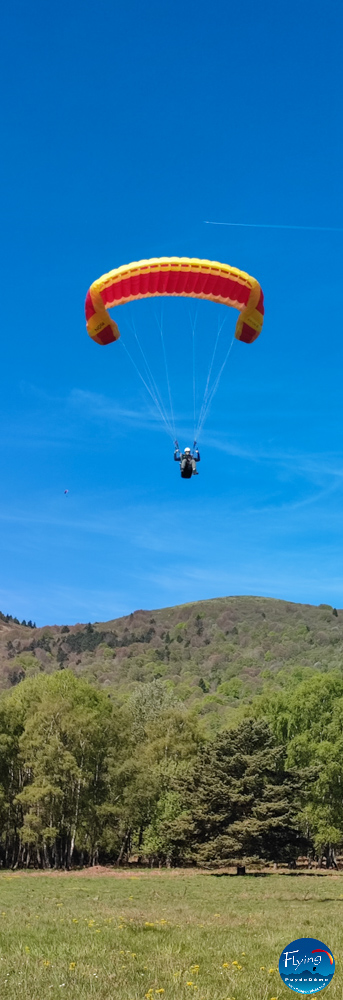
[85,256,264,346]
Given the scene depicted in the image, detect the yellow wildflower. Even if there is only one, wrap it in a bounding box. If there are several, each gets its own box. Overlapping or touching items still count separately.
[69,963,76,970]
[222,962,229,968]
[269,968,276,974]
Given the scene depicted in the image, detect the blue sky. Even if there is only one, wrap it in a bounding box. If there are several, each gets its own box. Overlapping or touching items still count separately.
[1,0,343,625]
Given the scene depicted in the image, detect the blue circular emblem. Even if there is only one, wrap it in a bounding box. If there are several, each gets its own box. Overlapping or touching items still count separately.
[279,937,335,994]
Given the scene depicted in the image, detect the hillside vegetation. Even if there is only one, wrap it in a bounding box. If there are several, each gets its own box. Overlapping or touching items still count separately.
[1,596,343,870]
[1,596,342,728]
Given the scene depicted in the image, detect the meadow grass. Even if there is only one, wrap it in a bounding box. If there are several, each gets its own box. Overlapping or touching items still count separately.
[0,868,341,999]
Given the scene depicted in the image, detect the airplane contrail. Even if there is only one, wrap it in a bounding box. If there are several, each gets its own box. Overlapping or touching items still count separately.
[204,220,343,232]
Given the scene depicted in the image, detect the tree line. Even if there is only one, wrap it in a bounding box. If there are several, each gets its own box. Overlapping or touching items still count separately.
[0,669,342,869]
[0,611,36,628]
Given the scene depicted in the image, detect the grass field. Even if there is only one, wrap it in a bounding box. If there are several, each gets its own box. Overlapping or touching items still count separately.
[0,868,341,999]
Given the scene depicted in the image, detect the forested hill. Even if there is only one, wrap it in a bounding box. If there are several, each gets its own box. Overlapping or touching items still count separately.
[1,596,342,725]
[2,595,343,869]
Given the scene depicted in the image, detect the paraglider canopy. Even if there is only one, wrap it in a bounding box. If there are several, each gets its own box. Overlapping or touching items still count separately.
[84,255,264,447]
[85,256,264,347]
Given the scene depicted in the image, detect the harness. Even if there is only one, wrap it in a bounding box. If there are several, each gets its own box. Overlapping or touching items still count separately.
[180,455,193,478]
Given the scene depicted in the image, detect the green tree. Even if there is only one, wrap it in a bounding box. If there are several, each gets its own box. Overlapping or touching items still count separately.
[103,681,203,865]
[8,671,114,867]
[254,673,343,866]
[169,719,307,866]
